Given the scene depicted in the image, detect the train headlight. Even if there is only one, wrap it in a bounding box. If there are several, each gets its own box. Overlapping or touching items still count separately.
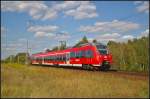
[104,56,107,58]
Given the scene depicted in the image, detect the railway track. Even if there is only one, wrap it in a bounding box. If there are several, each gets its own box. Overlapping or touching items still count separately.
[31,64,149,78]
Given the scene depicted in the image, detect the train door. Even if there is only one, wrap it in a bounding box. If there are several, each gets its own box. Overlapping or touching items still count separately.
[66,52,70,64]
[85,50,93,64]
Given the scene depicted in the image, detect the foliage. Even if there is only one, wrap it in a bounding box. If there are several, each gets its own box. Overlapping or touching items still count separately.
[51,46,59,51]
[59,41,67,50]
[107,36,149,72]
[74,36,89,47]
[92,39,98,44]
[51,41,66,51]
[4,53,29,64]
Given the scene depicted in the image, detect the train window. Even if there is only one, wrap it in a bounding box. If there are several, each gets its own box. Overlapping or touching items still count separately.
[53,56,55,61]
[59,55,61,61]
[53,56,56,61]
[59,55,62,61]
[60,55,63,61]
[58,55,59,61]
[57,55,58,61]
[96,44,107,49]
[57,55,59,61]
[58,55,60,61]
[51,56,53,61]
[50,56,52,61]
[79,50,84,58]
[54,56,56,61]
[49,56,50,61]
[70,52,75,58]
[63,55,66,61]
[51,56,52,61]
[76,51,79,58]
[56,55,58,61]
[55,55,58,61]
[85,50,93,58]
[36,58,39,61]
[53,56,54,60]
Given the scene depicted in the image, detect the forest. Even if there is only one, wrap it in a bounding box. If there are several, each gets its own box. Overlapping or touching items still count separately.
[107,36,149,72]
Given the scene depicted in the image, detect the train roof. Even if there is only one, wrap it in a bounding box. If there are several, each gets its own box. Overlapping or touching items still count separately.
[31,42,106,57]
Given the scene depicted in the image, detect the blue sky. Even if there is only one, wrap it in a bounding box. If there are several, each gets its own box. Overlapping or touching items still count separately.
[1,1,149,59]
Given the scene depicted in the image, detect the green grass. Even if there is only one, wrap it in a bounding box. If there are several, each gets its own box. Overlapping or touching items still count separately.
[1,63,149,98]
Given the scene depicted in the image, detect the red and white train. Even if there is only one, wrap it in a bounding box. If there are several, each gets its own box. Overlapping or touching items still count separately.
[30,43,112,71]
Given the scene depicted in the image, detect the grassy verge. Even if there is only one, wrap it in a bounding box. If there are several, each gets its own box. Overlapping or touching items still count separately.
[1,63,149,98]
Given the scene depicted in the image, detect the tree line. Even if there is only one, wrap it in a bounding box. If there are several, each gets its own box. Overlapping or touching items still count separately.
[2,53,30,64]
[107,36,149,72]
[2,35,149,72]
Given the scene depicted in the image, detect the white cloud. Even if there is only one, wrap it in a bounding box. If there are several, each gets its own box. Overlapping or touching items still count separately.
[94,29,149,43]
[50,1,98,20]
[27,25,58,38]
[45,33,56,38]
[49,1,95,20]
[136,1,149,13]
[64,1,98,19]
[42,9,58,20]
[54,32,71,40]
[65,1,98,19]
[34,32,46,37]
[1,1,98,20]
[122,35,134,39]
[112,35,134,43]
[95,33,121,43]
[27,25,70,39]
[52,1,81,11]
[1,1,48,20]
[28,25,58,33]
[79,20,140,33]
[89,32,137,43]
[118,35,134,42]
[134,1,143,5]
[138,28,149,38]
[141,29,149,37]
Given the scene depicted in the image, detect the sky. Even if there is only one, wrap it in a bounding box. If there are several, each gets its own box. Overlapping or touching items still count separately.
[1,1,149,59]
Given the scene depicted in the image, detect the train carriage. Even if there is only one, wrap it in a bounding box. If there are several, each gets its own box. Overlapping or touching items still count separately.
[31,43,112,71]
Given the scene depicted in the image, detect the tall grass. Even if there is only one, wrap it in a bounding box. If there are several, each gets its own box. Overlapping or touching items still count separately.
[1,63,149,98]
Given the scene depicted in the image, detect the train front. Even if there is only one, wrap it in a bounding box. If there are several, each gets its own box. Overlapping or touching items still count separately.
[95,43,112,70]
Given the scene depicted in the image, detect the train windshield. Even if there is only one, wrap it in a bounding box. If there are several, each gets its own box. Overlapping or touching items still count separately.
[96,44,108,55]
[98,49,108,55]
